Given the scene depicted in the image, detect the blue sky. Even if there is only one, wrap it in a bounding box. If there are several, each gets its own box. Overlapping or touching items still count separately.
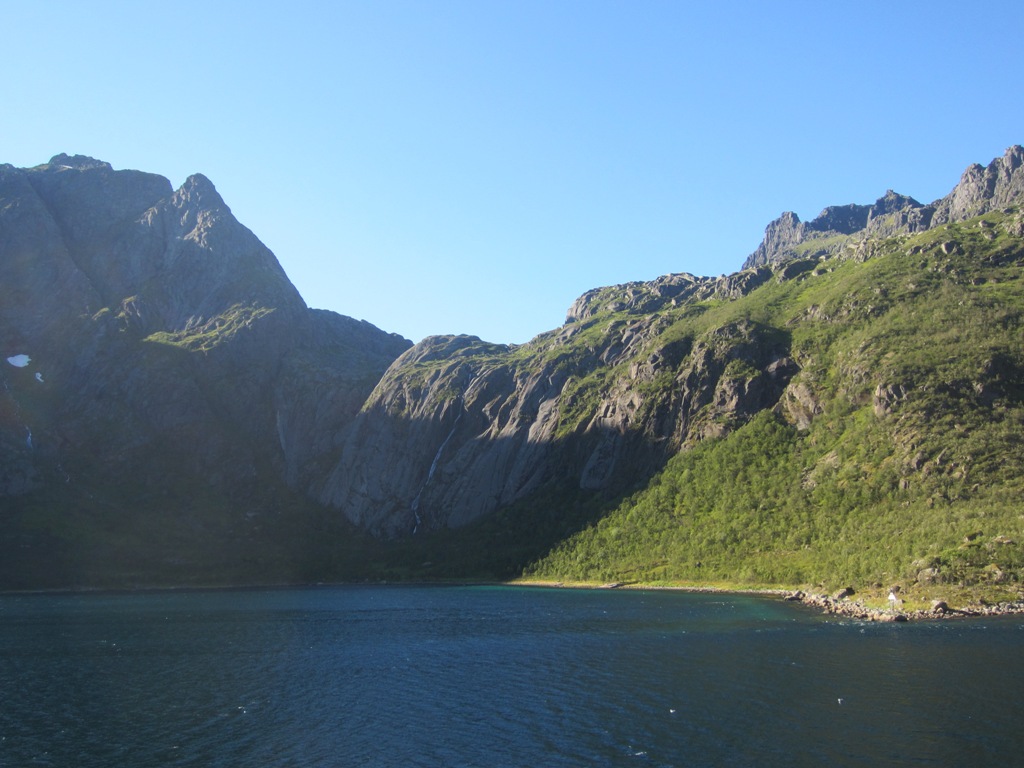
[4,1,1023,344]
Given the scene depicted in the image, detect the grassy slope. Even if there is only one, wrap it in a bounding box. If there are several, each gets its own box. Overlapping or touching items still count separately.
[523,210,1024,605]
[7,209,1023,607]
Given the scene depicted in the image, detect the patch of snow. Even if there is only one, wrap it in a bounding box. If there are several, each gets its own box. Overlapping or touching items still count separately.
[35,372,44,383]
[6,354,30,368]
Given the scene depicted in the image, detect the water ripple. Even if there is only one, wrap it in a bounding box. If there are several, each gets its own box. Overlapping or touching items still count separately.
[1,587,1022,767]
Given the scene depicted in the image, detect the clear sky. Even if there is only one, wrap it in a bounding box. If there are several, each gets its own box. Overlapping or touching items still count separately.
[4,1,1023,344]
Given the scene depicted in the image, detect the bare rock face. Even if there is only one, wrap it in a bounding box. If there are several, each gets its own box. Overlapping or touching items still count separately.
[744,211,806,270]
[931,145,1024,225]
[318,335,570,535]
[0,156,410,512]
[778,381,823,431]
[742,146,1024,269]
[873,383,909,417]
[864,190,934,238]
[566,273,713,323]
[318,317,798,536]
[564,268,774,324]
[6,143,1024,584]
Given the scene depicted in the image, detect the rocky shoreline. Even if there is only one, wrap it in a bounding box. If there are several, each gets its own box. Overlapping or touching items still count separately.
[786,590,1024,622]
[515,580,1024,621]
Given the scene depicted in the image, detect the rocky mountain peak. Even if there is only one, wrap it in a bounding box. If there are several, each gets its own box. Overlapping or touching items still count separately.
[743,145,1024,269]
[806,203,871,235]
[172,172,227,211]
[44,153,113,171]
[869,189,921,217]
[0,154,412,553]
[931,144,1024,225]
[743,211,806,269]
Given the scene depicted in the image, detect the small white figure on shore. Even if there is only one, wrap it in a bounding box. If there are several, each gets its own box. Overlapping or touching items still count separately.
[888,587,904,611]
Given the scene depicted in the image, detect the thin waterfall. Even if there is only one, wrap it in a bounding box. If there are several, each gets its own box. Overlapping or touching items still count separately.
[410,411,462,534]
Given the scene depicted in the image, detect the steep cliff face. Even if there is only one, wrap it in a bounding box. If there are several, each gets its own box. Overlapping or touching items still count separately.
[0,156,409,582]
[931,144,1024,225]
[318,275,798,536]
[4,146,1023,592]
[315,146,1024,541]
[319,335,567,535]
[743,145,1024,269]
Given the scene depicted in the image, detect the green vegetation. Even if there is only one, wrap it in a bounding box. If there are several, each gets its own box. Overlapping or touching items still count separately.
[327,208,1024,607]
[145,303,275,352]
[6,205,1023,609]
[526,411,1023,597]
[518,209,1024,604]
[310,207,1024,610]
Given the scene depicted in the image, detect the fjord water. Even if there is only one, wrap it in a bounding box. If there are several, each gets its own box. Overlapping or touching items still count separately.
[1,586,1021,767]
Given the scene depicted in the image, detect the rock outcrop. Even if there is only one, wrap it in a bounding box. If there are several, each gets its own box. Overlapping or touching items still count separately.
[931,145,1024,225]
[0,156,410,579]
[787,590,1024,622]
[318,314,798,535]
[3,145,1023,590]
[743,145,1024,269]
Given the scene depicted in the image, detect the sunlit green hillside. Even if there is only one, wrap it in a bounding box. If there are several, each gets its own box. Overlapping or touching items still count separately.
[516,209,1024,601]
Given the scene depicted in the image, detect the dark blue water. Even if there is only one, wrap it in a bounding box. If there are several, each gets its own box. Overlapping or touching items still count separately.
[1,586,1021,767]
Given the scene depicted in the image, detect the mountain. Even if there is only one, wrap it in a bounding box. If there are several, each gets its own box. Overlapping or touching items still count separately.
[319,147,1024,530]
[313,145,1024,602]
[743,145,1024,268]
[0,154,410,587]
[2,148,1023,606]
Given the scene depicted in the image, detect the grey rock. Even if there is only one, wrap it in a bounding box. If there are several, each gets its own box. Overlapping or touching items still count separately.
[742,146,1024,270]
[873,383,908,417]
[318,317,798,535]
[778,380,823,431]
[0,156,410,511]
[932,145,1024,225]
[6,142,1024,579]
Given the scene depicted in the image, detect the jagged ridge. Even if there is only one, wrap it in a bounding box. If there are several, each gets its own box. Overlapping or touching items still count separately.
[318,147,1024,542]
[0,155,410,587]
[3,147,1024,602]
[743,145,1024,269]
